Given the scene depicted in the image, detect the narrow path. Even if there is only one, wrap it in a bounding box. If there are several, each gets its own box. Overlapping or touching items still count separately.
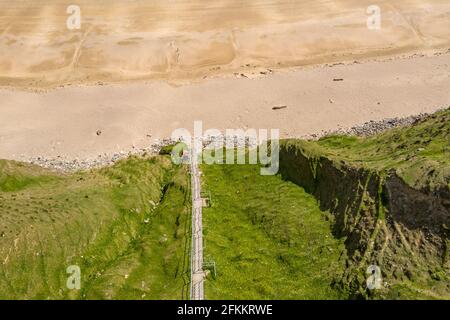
[190,142,204,300]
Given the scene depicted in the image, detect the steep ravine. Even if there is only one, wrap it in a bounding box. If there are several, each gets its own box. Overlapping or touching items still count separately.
[279,142,450,299]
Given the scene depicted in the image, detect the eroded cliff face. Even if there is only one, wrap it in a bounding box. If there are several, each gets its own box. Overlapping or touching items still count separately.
[279,142,450,298]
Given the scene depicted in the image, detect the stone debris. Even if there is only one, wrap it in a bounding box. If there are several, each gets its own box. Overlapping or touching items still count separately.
[23,110,440,172]
[315,112,432,139]
[27,139,175,172]
[201,134,259,150]
[25,134,261,172]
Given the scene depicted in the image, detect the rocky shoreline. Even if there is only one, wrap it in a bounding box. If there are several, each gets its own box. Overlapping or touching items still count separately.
[22,109,445,172]
[27,139,175,172]
[316,112,434,138]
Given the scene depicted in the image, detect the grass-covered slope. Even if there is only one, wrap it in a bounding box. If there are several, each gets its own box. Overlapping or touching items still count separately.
[1,109,447,300]
[0,156,190,299]
[279,108,450,299]
[300,108,449,192]
[201,163,347,299]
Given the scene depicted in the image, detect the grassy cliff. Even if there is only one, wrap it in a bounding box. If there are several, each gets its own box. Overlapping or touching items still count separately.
[199,108,449,299]
[1,109,448,300]
[279,108,450,299]
[0,156,191,299]
[201,163,347,299]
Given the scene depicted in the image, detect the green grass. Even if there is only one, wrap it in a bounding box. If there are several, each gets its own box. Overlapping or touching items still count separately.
[284,108,450,190]
[201,163,347,299]
[0,156,191,299]
[278,108,450,299]
[1,109,447,300]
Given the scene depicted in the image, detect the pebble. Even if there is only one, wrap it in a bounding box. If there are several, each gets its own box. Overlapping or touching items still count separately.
[314,112,433,139]
[21,110,441,172]
[26,139,175,172]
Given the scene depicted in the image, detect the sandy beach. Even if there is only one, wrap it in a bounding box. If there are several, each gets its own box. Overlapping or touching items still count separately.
[1,0,449,87]
[0,0,449,164]
[0,52,449,163]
